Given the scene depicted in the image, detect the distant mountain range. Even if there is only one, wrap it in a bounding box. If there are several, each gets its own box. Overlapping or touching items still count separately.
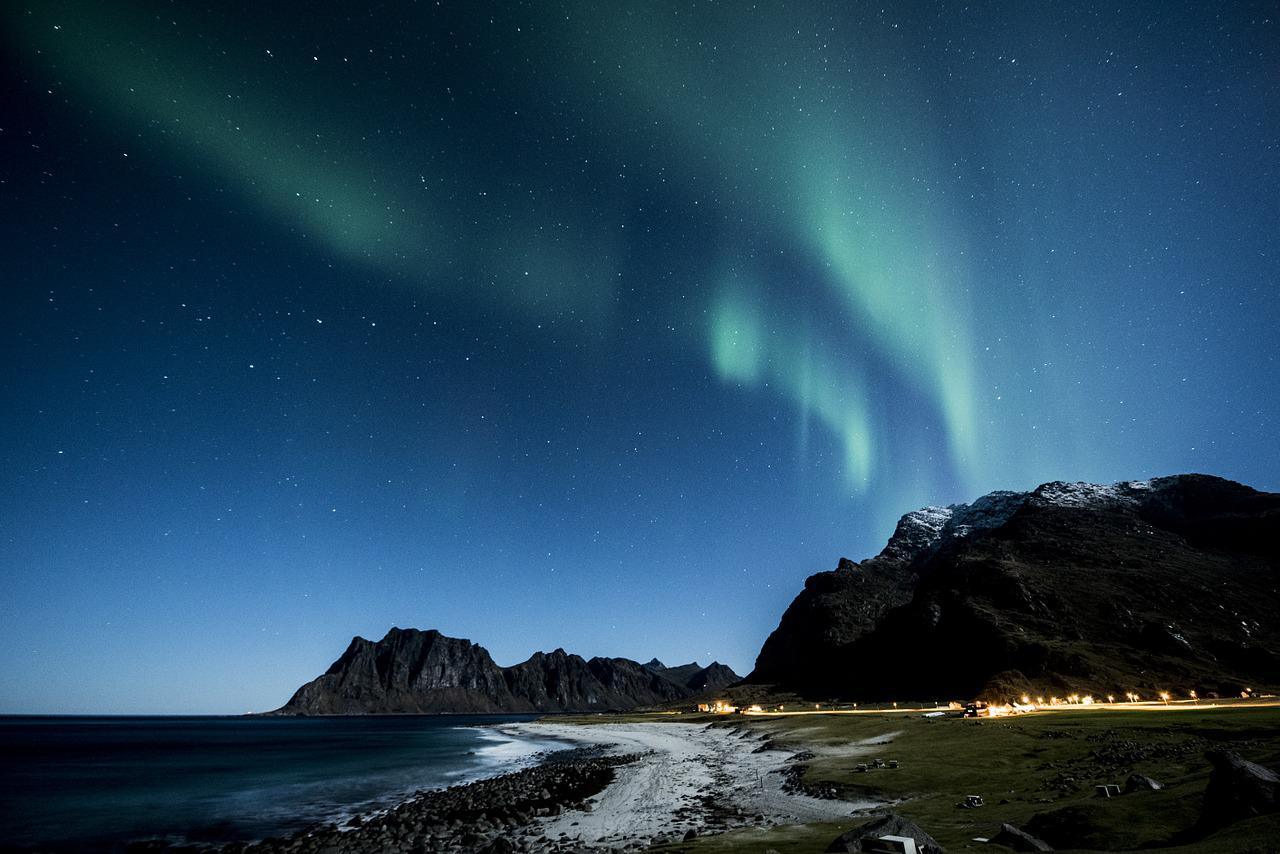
[643,658,740,692]
[749,474,1280,702]
[271,628,740,714]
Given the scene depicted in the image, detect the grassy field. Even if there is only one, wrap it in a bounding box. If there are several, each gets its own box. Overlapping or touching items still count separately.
[640,704,1280,853]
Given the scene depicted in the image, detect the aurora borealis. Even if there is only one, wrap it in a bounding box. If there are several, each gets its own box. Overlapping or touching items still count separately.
[2,1,1277,712]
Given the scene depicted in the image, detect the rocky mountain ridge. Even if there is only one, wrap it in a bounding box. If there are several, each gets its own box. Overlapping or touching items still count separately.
[273,628,739,714]
[750,474,1280,702]
[643,658,740,692]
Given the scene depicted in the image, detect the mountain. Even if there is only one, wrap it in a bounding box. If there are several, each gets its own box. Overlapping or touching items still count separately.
[642,658,740,693]
[750,474,1280,703]
[272,628,740,714]
[499,648,688,711]
[280,628,516,714]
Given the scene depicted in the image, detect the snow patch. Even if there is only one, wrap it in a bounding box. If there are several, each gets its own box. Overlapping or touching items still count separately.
[876,477,1162,563]
[877,506,955,561]
[1032,480,1156,508]
[944,490,1026,539]
[898,506,954,541]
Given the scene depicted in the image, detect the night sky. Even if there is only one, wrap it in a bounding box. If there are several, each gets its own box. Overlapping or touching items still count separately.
[2,2,1277,713]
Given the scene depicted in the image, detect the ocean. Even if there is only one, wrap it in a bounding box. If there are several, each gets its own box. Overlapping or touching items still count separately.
[0,714,564,851]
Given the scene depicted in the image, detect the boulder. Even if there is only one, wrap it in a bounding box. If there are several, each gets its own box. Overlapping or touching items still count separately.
[478,840,515,854]
[1200,749,1280,829]
[989,822,1053,852]
[1124,773,1163,793]
[1024,805,1110,850]
[826,813,945,853]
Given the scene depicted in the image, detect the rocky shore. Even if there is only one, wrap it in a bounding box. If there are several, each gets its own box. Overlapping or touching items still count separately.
[119,747,638,854]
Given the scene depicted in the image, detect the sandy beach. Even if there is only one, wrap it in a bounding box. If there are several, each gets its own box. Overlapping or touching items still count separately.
[496,720,879,850]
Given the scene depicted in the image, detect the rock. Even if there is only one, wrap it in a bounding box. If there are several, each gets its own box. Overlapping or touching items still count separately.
[682,828,698,841]
[989,822,1053,852]
[1200,749,1280,829]
[1124,773,1163,793]
[825,813,945,854]
[226,753,641,854]
[1024,804,1126,851]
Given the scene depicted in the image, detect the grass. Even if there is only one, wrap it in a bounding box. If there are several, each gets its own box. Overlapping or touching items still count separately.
[639,704,1280,853]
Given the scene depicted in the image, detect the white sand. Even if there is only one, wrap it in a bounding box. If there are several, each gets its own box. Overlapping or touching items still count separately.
[496,720,880,849]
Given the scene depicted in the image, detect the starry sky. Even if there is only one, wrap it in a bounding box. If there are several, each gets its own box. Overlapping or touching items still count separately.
[2,1,1277,714]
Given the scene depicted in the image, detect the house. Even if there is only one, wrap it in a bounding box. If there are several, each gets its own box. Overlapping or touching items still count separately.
[696,700,738,714]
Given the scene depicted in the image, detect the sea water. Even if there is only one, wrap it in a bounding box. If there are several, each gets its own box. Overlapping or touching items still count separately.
[0,715,563,851]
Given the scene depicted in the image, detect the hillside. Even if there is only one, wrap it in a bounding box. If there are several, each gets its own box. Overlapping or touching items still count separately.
[750,474,1280,702]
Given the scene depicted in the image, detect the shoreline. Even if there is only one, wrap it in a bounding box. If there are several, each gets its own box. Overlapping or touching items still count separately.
[147,718,878,854]
[140,745,640,854]
[497,720,878,850]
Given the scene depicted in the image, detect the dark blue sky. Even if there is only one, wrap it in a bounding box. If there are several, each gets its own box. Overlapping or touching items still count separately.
[2,1,1276,713]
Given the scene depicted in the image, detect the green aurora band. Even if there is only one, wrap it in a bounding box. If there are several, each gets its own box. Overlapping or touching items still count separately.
[9,0,988,512]
[6,3,621,319]
[541,4,982,490]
